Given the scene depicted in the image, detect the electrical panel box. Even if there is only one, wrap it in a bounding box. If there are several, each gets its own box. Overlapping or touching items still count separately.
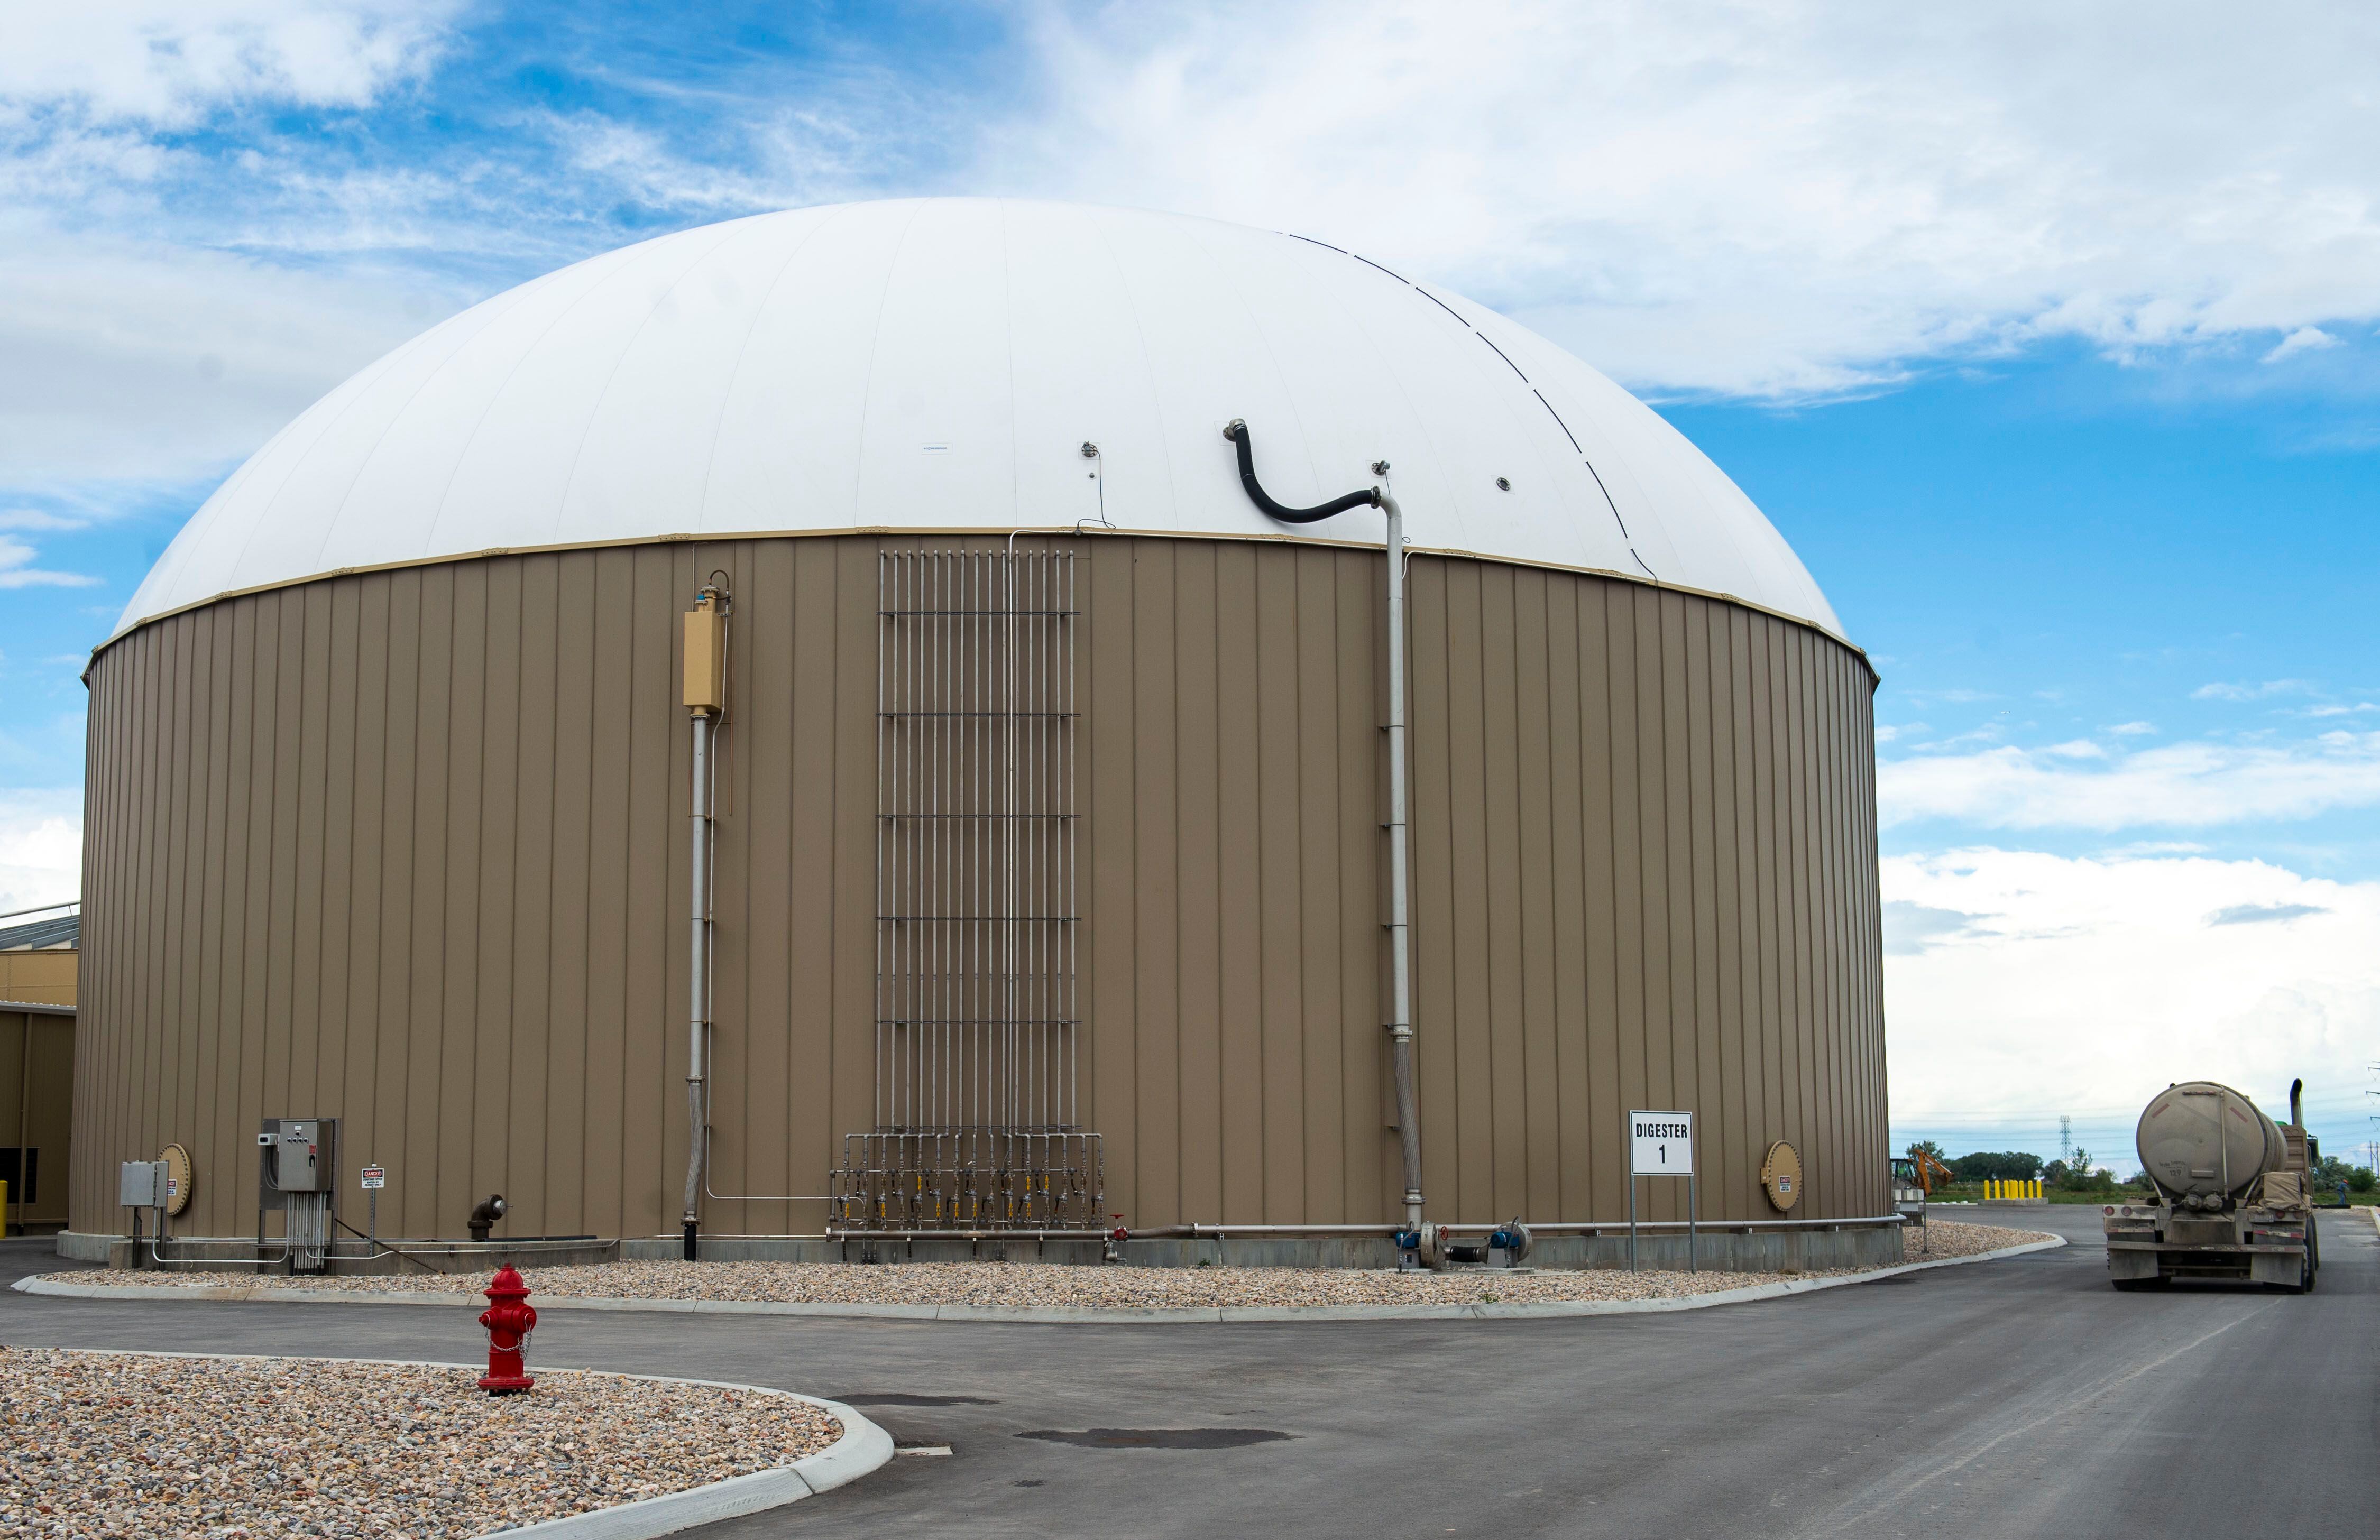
[119,1160,168,1208]
[259,1117,337,1196]
[274,1120,329,1192]
[683,599,727,713]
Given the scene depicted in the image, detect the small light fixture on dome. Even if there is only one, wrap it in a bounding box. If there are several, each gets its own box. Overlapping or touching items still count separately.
[1496,476,1512,491]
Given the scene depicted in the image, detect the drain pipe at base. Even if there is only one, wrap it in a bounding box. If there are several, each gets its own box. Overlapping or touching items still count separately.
[681,580,731,1260]
[1224,421,1423,1238]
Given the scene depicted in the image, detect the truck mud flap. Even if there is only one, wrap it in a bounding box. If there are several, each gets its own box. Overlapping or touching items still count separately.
[2107,1248,2161,1281]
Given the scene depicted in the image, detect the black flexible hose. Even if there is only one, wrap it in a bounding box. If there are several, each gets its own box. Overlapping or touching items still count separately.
[1225,420,1381,522]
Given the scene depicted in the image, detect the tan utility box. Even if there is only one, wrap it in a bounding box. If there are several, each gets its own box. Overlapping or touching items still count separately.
[684,600,727,713]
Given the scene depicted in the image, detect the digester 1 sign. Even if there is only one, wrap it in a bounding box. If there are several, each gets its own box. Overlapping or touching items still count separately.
[1630,1112,1694,1175]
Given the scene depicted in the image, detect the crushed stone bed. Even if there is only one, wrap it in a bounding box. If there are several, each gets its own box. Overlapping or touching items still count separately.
[0,1348,840,1539]
[40,1221,2045,1310]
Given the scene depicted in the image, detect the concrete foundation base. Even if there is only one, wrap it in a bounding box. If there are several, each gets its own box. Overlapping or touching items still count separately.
[623,1223,1904,1275]
[62,1223,1901,1276]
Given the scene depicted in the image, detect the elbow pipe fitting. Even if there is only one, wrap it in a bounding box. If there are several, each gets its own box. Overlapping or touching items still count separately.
[467,1194,507,1243]
[1224,420,1382,523]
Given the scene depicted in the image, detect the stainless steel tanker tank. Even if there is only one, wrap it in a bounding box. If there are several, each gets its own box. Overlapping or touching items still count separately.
[2134,1081,2287,1203]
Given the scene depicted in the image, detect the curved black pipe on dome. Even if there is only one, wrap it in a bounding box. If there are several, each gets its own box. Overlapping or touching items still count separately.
[1224,419,1382,522]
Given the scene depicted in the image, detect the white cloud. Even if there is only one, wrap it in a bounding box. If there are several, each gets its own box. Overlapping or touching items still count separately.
[2192,678,2313,702]
[0,788,80,912]
[1878,732,2380,830]
[0,227,460,489]
[2263,326,2340,364]
[1883,849,2380,1156]
[0,2,460,126]
[0,509,86,531]
[995,3,2380,397]
[2108,721,2157,736]
[0,534,98,589]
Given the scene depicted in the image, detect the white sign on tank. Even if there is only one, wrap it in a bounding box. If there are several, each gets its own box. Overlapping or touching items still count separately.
[1631,1111,1695,1175]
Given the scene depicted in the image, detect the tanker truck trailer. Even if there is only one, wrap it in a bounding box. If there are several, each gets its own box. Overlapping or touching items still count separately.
[2105,1078,2320,1292]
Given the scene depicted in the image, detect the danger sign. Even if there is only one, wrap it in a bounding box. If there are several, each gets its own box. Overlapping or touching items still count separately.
[360,1166,386,1189]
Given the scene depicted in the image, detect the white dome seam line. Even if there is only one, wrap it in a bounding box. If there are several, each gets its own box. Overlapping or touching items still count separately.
[207,313,481,621]
[998,200,1020,528]
[849,201,930,527]
[1087,209,1181,527]
[1177,222,1332,514]
[351,261,620,570]
[1285,244,1468,546]
[692,207,850,530]
[547,225,749,543]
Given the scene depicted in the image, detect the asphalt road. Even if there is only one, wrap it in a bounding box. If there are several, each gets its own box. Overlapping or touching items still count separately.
[5,1207,2373,1538]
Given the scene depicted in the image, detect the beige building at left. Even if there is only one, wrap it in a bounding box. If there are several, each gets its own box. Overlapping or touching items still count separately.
[2,902,77,1233]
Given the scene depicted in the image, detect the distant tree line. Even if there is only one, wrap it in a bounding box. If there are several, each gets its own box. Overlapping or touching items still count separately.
[1905,1141,2375,1195]
[1947,1150,2043,1182]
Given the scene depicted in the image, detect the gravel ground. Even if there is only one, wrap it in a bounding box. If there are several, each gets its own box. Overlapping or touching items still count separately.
[0,1348,841,1539]
[38,1221,2043,1310]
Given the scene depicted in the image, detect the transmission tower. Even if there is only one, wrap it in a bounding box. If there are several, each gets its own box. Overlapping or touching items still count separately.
[2059,1114,2073,1166]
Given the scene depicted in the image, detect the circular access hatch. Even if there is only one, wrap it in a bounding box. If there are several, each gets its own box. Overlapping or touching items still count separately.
[1761,1140,1802,1212]
[159,1142,194,1217]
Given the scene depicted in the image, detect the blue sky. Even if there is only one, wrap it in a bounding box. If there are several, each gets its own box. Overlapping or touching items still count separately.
[3,2,2375,1169]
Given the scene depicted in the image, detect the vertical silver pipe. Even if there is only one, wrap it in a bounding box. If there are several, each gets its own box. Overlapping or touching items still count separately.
[682,706,713,1257]
[1380,494,1423,1233]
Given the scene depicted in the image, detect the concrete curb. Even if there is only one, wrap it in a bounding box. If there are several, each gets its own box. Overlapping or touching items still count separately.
[12,1235,2065,1323]
[30,1347,892,1539]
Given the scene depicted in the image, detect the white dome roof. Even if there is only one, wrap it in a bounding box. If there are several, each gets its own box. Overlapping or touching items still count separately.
[116,198,1846,642]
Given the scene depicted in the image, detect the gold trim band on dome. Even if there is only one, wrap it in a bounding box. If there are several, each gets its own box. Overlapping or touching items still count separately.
[90,522,1878,688]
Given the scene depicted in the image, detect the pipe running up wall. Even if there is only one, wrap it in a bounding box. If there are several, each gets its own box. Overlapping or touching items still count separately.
[1225,421,1422,1232]
[682,584,730,1259]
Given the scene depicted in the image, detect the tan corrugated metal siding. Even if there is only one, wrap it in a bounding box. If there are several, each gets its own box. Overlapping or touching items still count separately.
[73,535,1886,1238]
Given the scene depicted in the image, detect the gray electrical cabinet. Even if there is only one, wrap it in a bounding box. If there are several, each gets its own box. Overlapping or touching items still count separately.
[273,1120,330,1192]
[119,1160,168,1209]
[258,1117,338,1275]
[258,1117,338,1200]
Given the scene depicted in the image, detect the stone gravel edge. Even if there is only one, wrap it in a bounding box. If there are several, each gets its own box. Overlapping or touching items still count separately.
[12,1234,2065,1323]
[21,1348,894,1540]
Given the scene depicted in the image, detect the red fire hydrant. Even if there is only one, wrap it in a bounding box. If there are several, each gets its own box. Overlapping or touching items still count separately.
[477,1264,537,1395]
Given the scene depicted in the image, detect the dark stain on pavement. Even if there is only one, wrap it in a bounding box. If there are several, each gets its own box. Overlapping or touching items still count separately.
[1017,1427,1294,1449]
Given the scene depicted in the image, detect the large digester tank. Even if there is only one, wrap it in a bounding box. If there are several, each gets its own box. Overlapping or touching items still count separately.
[69,197,1891,1257]
[2135,1082,2286,1202]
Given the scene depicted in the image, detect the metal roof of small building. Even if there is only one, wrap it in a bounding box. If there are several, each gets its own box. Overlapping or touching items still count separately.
[0,912,77,952]
[115,198,1845,644]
